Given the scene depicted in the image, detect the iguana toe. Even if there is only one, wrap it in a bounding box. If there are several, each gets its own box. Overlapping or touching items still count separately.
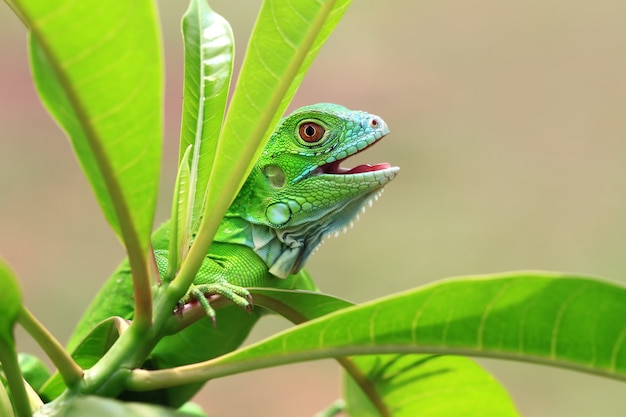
[180,280,252,323]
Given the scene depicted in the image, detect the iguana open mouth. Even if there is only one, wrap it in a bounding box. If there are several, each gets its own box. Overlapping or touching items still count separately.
[319,160,392,174]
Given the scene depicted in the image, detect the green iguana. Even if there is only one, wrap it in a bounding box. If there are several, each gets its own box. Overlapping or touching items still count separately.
[69,103,399,350]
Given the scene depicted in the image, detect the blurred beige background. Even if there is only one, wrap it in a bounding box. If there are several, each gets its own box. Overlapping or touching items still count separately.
[2,0,626,415]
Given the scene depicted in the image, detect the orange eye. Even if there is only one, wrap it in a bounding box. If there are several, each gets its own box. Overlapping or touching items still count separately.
[298,122,326,143]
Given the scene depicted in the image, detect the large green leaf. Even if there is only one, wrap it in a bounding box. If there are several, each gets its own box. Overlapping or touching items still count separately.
[179,0,234,232]
[132,272,626,388]
[227,273,626,378]
[11,0,162,267]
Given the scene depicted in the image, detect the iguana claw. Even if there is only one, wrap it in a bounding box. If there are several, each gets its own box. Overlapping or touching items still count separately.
[180,280,252,324]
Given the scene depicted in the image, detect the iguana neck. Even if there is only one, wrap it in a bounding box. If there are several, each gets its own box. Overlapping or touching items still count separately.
[213,217,315,279]
[214,186,382,279]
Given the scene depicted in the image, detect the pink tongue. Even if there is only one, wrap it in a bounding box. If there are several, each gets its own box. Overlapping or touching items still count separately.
[346,163,391,174]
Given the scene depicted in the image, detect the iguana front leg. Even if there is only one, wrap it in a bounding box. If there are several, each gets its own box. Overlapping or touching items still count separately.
[153,242,276,322]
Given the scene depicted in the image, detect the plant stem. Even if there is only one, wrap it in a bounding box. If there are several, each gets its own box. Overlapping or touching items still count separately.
[0,339,32,417]
[81,319,156,397]
[17,307,83,388]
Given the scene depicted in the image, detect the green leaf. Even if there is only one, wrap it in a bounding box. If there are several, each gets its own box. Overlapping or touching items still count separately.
[35,395,204,417]
[179,0,234,231]
[344,354,519,417]
[169,272,626,384]
[13,0,163,261]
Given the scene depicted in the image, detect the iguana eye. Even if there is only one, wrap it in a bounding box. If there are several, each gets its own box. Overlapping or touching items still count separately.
[298,122,326,143]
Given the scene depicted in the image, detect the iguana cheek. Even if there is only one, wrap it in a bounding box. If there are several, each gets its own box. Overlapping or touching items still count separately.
[266,202,291,226]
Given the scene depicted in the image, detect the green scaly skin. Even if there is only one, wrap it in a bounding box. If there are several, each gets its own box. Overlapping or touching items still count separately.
[69,103,399,348]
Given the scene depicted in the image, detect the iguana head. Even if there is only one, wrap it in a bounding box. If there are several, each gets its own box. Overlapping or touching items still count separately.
[221,103,399,277]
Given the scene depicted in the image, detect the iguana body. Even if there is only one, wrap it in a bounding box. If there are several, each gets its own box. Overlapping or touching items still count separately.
[70,103,398,348]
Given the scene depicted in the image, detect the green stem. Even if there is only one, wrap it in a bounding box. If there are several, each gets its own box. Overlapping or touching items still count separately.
[0,339,32,417]
[81,320,157,397]
[17,307,83,388]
